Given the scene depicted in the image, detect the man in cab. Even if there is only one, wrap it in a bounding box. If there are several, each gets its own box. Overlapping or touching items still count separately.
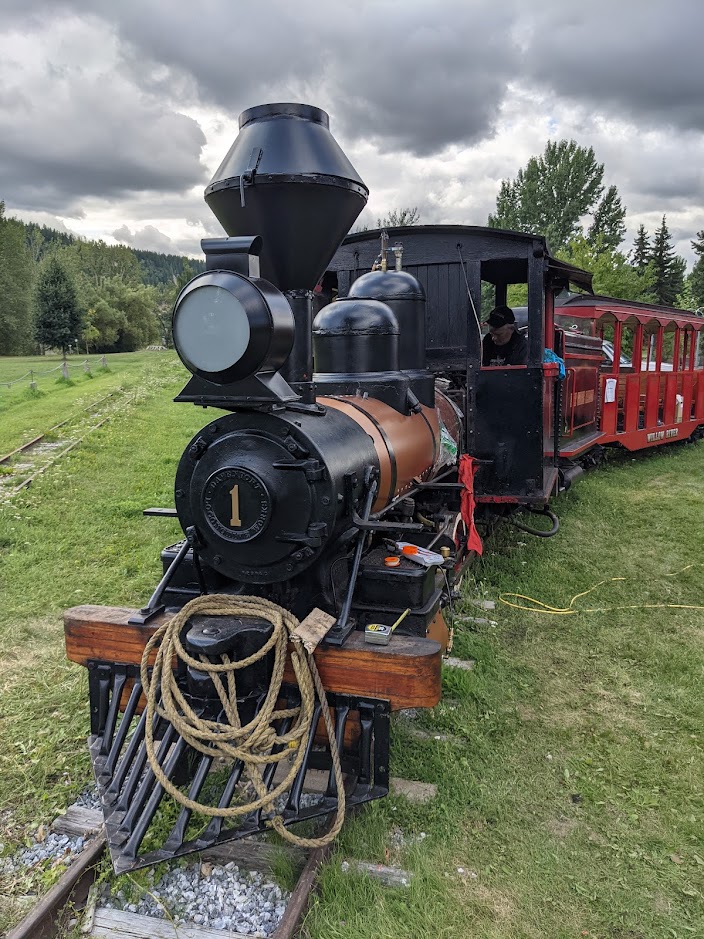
[481,305,528,367]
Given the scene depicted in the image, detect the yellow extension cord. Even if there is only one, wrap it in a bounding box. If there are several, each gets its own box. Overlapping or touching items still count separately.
[498,563,704,616]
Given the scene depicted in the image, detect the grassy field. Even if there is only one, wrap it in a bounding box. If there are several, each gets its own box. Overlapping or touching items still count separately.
[0,352,162,457]
[0,353,702,937]
[306,447,704,939]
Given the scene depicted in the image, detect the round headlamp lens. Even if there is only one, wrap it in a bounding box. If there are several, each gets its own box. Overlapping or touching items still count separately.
[173,284,251,374]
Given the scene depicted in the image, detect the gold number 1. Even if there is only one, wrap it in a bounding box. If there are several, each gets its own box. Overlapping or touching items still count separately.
[229,485,242,527]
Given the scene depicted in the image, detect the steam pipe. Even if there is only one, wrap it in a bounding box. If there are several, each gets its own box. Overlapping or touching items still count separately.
[280,289,315,402]
[334,474,378,635]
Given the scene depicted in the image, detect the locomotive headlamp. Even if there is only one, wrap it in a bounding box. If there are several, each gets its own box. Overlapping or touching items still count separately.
[173,270,295,384]
[174,284,250,374]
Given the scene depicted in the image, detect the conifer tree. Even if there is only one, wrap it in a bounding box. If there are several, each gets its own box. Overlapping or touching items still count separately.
[34,255,84,354]
[650,216,685,306]
[631,225,651,272]
[689,229,704,311]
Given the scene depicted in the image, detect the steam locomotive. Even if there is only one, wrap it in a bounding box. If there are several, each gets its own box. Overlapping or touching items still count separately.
[64,102,704,873]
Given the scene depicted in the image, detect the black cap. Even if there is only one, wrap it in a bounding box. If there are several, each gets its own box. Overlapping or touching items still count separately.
[485,305,516,328]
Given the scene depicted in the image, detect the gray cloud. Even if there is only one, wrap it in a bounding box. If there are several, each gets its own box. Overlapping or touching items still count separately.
[0,14,209,213]
[1,208,76,232]
[109,0,521,155]
[113,224,180,254]
[522,2,704,135]
[620,145,704,204]
[107,191,217,227]
[315,5,521,155]
[4,0,704,161]
[1,0,703,264]
[1,0,522,159]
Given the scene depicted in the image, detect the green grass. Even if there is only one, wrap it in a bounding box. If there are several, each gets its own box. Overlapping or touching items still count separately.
[0,351,164,456]
[0,351,205,932]
[0,352,140,384]
[0,353,702,937]
[305,443,704,939]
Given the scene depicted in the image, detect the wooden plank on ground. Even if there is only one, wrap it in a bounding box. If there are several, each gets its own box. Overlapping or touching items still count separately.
[202,839,306,874]
[390,778,437,803]
[52,805,103,837]
[403,725,464,746]
[272,765,437,804]
[443,656,475,671]
[340,860,412,887]
[90,908,251,939]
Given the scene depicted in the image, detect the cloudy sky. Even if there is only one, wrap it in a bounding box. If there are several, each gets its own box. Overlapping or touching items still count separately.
[1,0,702,265]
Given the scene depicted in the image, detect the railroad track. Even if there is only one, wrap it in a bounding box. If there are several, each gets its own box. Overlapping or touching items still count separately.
[4,765,439,939]
[6,803,336,939]
[6,833,106,939]
[7,419,111,494]
[0,393,130,496]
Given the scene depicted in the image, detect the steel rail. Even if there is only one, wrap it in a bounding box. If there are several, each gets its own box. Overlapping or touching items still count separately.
[6,834,107,939]
[12,419,110,493]
[272,842,333,939]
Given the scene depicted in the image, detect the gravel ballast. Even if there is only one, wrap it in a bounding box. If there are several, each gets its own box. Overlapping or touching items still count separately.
[1,786,300,936]
[0,831,87,874]
[103,860,290,936]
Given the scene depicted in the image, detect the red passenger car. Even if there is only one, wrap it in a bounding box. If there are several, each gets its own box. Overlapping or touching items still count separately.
[557,294,704,458]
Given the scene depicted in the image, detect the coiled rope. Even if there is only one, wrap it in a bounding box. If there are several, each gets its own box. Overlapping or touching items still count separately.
[140,595,345,848]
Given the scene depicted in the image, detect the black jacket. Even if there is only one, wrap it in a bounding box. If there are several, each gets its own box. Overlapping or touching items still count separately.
[482,329,528,367]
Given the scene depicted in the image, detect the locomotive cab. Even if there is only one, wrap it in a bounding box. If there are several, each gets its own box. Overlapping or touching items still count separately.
[329,226,593,505]
[472,251,557,502]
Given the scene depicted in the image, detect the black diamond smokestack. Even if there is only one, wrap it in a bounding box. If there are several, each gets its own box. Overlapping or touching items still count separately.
[205,103,368,292]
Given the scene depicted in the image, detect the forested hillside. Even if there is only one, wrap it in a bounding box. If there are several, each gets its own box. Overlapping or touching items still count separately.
[0,205,204,355]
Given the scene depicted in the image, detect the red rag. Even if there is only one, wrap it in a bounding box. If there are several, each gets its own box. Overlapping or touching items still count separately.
[458,454,483,555]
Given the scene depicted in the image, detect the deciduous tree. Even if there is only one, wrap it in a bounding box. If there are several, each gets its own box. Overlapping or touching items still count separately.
[675,279,699,314]
[559,234,655,303]
[62,239,142,288]
[154,261,196,347]
[353,207,422,234]
[377,207,421,228]
[0,201,34,354]
[488,140,626,252]
[79,276,159,352]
